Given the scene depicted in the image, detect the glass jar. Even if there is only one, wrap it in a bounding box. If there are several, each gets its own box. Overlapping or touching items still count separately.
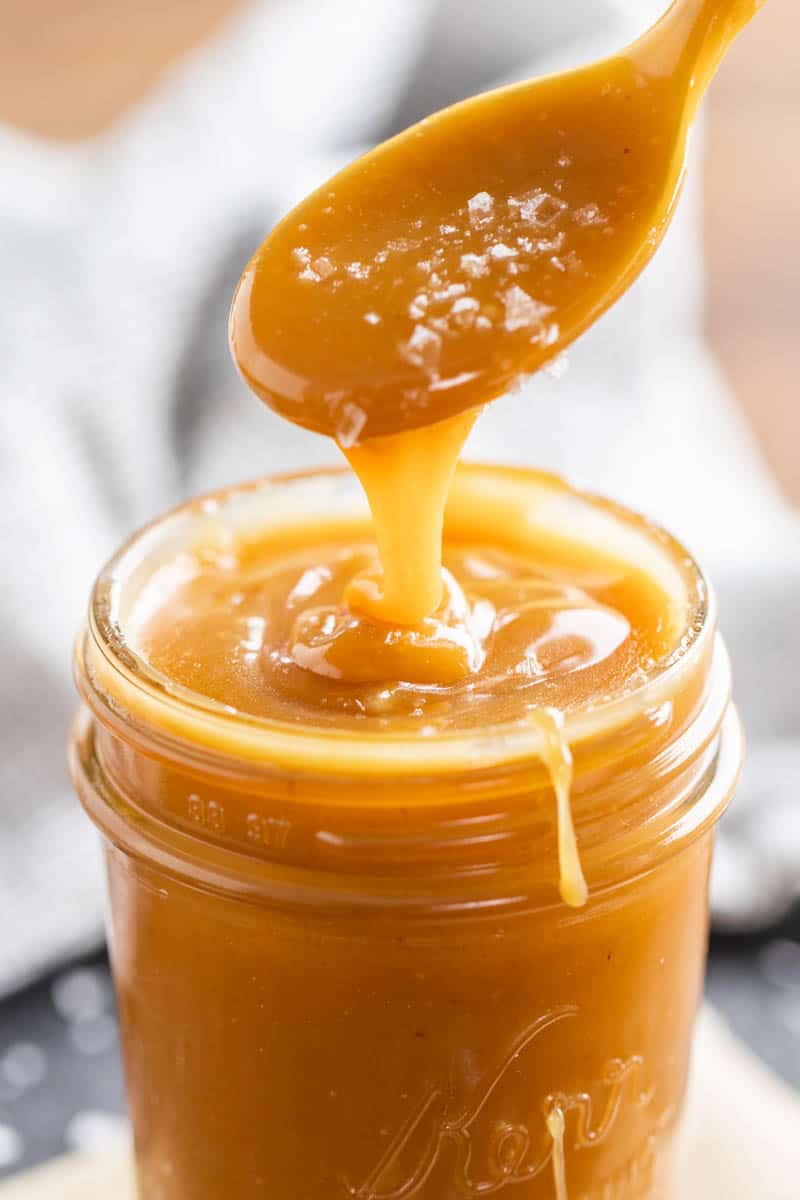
[70,467,741,1200]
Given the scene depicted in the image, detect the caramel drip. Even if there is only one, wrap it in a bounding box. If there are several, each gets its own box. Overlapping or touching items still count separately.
[224,0,744,762]
[546,1104,569,1200]
[342,410,478,625]
[535,709,588,909]
[223,0,759,913]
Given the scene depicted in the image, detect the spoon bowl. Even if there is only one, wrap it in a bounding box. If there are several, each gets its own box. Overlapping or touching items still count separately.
[231,0,765,442]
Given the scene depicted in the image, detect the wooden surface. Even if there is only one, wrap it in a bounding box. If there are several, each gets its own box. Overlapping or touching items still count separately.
[0,0,247,139]
[2,1008,798,1199]
[705,0,800,504]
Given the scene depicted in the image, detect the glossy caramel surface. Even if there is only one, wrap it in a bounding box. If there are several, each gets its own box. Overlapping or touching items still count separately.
[230,0,762,442]
[134,477,675,735]
[227,0,762,646]
[70,4,753,1195]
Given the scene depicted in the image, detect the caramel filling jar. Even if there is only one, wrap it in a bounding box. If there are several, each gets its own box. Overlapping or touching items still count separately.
[70,467,741,1200]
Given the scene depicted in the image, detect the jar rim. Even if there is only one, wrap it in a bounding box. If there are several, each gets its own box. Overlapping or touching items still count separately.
[69,700,741,910]
[80,463,714,782]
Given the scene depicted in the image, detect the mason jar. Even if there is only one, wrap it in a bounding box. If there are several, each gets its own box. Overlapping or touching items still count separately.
[70,466,741,1199]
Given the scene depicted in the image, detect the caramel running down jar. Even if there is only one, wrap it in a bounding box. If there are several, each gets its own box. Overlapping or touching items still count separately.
[70,467,741,1200]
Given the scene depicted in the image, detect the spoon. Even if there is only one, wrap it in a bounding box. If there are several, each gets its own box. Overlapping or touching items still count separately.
[230,0,766,443]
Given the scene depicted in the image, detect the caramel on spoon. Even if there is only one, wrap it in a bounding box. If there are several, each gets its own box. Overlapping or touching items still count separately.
[231,0,766,443]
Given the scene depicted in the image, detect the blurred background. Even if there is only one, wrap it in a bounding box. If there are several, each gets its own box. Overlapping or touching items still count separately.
[0,0,798,1180]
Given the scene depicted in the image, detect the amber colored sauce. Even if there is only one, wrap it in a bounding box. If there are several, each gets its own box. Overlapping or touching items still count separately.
[230,0,762,442]
[137,500,671,731]
[342,411,478,624]
[71,6,753,1198]
[547,1105,569,1200]
[143,0,759,915]
[136,466,676,906]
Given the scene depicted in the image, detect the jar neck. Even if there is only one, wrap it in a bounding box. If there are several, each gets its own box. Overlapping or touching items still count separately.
[72,626,738,913]
[72,464,735,911]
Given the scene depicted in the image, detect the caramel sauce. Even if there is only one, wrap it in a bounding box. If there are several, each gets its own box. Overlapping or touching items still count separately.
[136,465,675,906]
[547,1104,569,1200]
[342,411,477,625]
[69,6,752,1197]
[230,0,762,442]
[141,0,760,908]
[136,487,669,732]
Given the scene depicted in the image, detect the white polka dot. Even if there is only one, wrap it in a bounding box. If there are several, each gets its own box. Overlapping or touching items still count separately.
[1,1042,46,1091]
[65,1110,128,1154]
[51,968,110,1024]
[69,1015,118,1057]
[0,1124,22,1169]
[759,939,800,991]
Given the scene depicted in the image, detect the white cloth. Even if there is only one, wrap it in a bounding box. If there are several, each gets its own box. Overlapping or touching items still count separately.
[0,0,797,995]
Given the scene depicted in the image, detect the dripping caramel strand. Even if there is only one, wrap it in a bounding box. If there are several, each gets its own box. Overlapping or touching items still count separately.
[547,1103,569,1200]
[535,708,588,908]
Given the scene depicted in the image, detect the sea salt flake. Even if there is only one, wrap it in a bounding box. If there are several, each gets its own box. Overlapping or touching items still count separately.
[536,231,565,255]
[510,190,567,228]
[400,325,442,372]
[293,247,321,282]
[460,252,489,278]
[408,293,430,319]
[503,286,553,332]
[335,402,367,449]
[450,296,481,329]
[475,315,492,331]
[467,191,494,225]
[488,242,518,261]
[363,311,381,325]
[451,296,480,315]
[346,261,370,280]
[312,256,336,280]
[432,282,467,303]
[573,203,606,227]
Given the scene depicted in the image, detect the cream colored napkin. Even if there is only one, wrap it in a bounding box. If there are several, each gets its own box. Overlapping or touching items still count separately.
[3,1009,796,1199]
